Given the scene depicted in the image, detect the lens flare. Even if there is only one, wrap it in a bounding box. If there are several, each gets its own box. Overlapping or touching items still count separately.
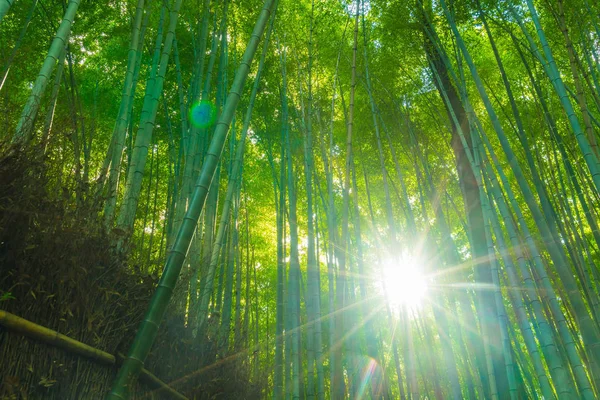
[189,101,216,128]
[356,358,379,399]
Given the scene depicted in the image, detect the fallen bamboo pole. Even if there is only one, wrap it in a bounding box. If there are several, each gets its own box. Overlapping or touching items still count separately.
[0,309,188,400]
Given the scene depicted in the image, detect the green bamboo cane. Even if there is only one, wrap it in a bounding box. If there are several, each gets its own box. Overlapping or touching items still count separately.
[477,4,561,240]
[197,5,230,287]
[379,96,473,399]
[282,47,302,400]
[163,94,181,261]
[146,144,160,267]
[189,14,224,243]
[348,133,369,398]
[317,15,350,394]
[471,135,518,400]
[471,74,593,393]
[360,163,408,399]
[252,248,260,384]
[316,115,338,398]
[298,2,324,394]
[478,84,599,398]
[106,1,277,397]
[233,202,244,351]
[298,76,318,399]
[193,3,229,324]
[332,3,359,396]
[63,47,83,205]
[478,133,589,398]
[242,193,252,352]
[396,110,468,399]
[170,9,218,248]
[138,144,155,258]
[216,2,229,117]
[311,168,325,400]
[556,142,600,298]
[173,37,187,160]
[416,136,484,399]
[556,0,598,154]
[219,212,236,352]
[106,1,163,221]
[542,138,600,320]
[482,164,568,398]
[274,132,286,399]
[424,37,499,398]
[413,313,443,399]
[484,61,600,315]
[213,224,228,316]
[279,40,293,400]
[172,0,209,218]
[96,0,153,196]
[195,6,275,333]
[405,106,471,399]
[356,23,403,398]
[102,0,146,226]
[187,0,211,117]
[513,34,600,253]
[267,54,287,400]
[13,0,80,145]
[442,2,600,392]
[421,29,505,392]
[165,35,185,255]
[452,49,519,398]
[506,309,542,399]
[511,4,600,194]
[116,0,183,236]
[40,44,66,154]
[380,110,416,236]
[361,24,397,249]
[581,32,600,113]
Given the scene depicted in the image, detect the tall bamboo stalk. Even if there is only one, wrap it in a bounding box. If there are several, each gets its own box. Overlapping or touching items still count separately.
[106,1,277,397]
[13,0,81,145]
[103,0,147,227]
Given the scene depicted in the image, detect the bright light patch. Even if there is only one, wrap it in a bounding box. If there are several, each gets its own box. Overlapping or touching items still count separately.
[381,254,428,310]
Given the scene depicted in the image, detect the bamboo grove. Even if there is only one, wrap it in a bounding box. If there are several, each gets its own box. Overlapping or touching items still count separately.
[2,0,600,398]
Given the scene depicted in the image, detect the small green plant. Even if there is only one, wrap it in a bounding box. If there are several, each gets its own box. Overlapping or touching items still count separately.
[0,291,15,302]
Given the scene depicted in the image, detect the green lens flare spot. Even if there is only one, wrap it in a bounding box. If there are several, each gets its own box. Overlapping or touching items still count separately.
[189,101,216,128]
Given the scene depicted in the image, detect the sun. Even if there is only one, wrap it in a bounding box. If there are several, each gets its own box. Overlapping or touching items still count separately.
[380,254,428,310]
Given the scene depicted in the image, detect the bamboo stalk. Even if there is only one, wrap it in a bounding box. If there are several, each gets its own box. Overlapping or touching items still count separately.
[0,310,188,400]
[108,1,277,396]
[13,0,81,145]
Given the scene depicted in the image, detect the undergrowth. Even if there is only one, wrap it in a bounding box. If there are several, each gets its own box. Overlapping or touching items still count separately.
[0,147,264,399]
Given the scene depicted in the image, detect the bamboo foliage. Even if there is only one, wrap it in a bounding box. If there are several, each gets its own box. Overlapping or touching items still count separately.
[196,5,275,334]
[115,0,184,237]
